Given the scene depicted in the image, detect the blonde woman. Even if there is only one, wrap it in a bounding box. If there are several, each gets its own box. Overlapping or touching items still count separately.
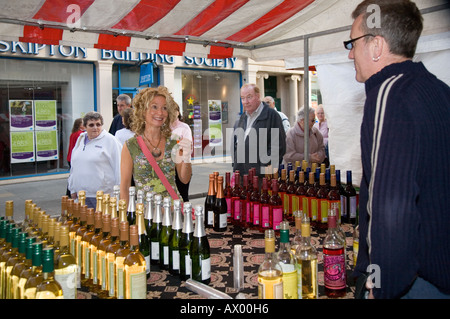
[120,86,192,203]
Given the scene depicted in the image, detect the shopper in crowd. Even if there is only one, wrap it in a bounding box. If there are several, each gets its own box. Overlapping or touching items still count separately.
[66,118,85,196]
[232,83,286,177]
[68,111,123,209]
[349,0,450,299]
[109,94,132,135]
[120,86,192,204]
[171,105,193,202]
[283,107,325,166]
[313,105,328,146]
[115,107,135,145]
[263,96,290,132]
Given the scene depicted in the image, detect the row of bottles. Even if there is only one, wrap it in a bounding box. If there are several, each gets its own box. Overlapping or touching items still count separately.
[258,208,347,299]
[211,161,358,234]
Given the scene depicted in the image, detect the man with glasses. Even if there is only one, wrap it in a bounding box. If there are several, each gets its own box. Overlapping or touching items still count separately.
[232,83,286,177]
[347,0,450,299]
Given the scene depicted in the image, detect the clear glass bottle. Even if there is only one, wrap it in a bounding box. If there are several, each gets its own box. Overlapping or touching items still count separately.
[124,225,147,299]
[135,203,150,277]
[105,217,120,299]
[23,242,44,299]
[69,202,81,257]
[11,236,35,299]
[160,197,172,270]
[88,210,103,292]
[74,204,87,287]
[277,221,297,299]
[80,208,95,288]
[97,213,112,298]
[179,202,193,281]
[290,211,303,255]
[149,194,163,266]
[169,199,183,275]
[35,247,64,299]
[258,229,283,299]
[114,221,130,299]
[5,231,26,299]
[295,214,318,299]
[54,225,77,299]
[190,205,211,284]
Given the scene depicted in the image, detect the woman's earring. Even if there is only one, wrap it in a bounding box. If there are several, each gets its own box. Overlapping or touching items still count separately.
[372,56,380,62]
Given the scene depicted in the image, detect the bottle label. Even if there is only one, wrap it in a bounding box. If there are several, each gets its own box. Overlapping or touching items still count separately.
[280,265,298,299]
[233,198,241,220]
[290,194,299,214]
[185,255,192,275]
[219,213,227,228]
[201,257,211,281]
[172,250,180,270]
[91,247,98,284]
[323,254,346,289]
[261,206,270,227]
[116,256,125,299]
[258,276,283,299]
[163,246,170,265]
[319,199,328,223]
[252,203,260,225]
[83,243,90,279]
[226,198,232,217]
[151,241,160,260]
[207,210,214,225]
[272,207,283,230]
[246,201,251,223]
[108,259,115,296]
[129,271,147,299]
[349,196,357,218]
[309,198,318,221]
[283,193,289,215]
[55,265,78,299]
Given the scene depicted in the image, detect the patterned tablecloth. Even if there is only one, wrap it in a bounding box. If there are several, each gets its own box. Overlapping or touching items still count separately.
[78,222,357,299]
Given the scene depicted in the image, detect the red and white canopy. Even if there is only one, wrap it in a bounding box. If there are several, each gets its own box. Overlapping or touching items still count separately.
[0,0,448,61]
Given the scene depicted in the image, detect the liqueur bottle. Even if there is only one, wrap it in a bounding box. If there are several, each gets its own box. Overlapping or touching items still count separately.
[10,236,36,299]
[269,179,283,233]
[14,236,36,299]
[204,174,216,229]
[1,225,19,298]
[124,225,147,299]
[231,172,242,226]
[179,202,193,281]
[286,170,297,221]
[239,174,249,228]
[169,200,183,275]
[295,171,308,217]
[88,211,103,292]
[250,176,261,229]
[336,170,346,222]
[259,178,271,233]
[127,186,136,225]
[224,172,233,221]
[135,203,150,277]
[277,221,297,299]
[295,214,318,299]
[278,169,288,219]
[160,197,172,270]
[327,174,341,222]
[343,171,357,225]
[5,231,26,299]
[69,202,81,256]
[35,247,63,299]
[74,205,87,286]
[149,194,163,266]
[97,213,112,298]
[290,211,303,255]
[106,218,120,299]
[115,221,130,299]
[80,208,95,288]
[306,171,318,226]
[258,229,283,299]
[323,209,347,298]
[190,205,211,284]
[23,242,44,299]
[316,173,329,230]
[213,176,228,232]
[54,225,77,299]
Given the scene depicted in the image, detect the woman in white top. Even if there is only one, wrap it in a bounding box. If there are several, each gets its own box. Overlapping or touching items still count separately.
[115,107,135,144]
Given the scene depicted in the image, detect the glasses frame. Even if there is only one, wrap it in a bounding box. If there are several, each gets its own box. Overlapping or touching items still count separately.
[343,34,375,50]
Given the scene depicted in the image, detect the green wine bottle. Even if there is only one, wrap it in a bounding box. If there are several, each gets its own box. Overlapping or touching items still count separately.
[159,197,172,270]
[179,202,193,281]
[190,205,211,284]
[135,203,150,277]
[169,199,183,275]
[149,194,162,266]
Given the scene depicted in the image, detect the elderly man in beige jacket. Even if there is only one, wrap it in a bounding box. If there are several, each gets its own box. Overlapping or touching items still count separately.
[283,107,325,166]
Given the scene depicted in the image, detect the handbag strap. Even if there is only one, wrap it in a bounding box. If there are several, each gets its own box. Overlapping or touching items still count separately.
[136,135,179,200]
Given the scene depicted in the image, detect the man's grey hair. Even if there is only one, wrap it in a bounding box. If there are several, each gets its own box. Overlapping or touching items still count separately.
[116,94,132,106]
[296,107,315,122]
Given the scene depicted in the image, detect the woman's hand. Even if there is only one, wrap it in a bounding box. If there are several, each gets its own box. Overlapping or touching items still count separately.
[176,138,192,164]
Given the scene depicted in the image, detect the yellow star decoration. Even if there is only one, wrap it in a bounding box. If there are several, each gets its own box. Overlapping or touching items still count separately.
[187,96,194,105]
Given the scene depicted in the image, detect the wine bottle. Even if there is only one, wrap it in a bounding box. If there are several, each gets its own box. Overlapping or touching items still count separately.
[258,229,283,299]
[353,224,359,267]
[306,170,318,226]
[278,169,288,220]
[102,193,110,216]
[127,186,136,225]
[106,217,120,299]
[327,174,341,222]
[14,236,36,299]
[35,247,64,299]
[286,170,296,221]
[115,221,130,299]
[135,203,150,277]
[21,200,33,232]
[64,197,73,227]
[190,205,211,284]
[113,185,120,215]
[149,194,163,266]
[118,199,127,223]
[160,197,172,270]
[94,191,103,215]
[97,213,112,298]
[53,221,62,263]
[54,225,77,299]
[80,208,95,288]
[88,210,103,292]
[323,209,347,298]
[69,202,81,257]
[290,210,303,256]
[316,172,329,231]
[224,172,233,222]
[144,191,155,237]
[10,236,35,299]
[295,214,318,299]
[136,189,144,205]
[5,231,26,299]
[269,179,283,233]
[296,171,308,217]
[259,178,271,233]
[231,172,242,226]
[204,174,216,229]
[213,176,228,232]
[250,176,260,229]
[74,205,87,286]
[124,225,147,299]
[335,170,346,224]
[179,202,193,281]
[1,224,17,298]
[277,221,297,299]
[23,242,44,299]
[344,171,357,225]
[239,174,249,228]
[169,200,183,275]
[78,190,86,207]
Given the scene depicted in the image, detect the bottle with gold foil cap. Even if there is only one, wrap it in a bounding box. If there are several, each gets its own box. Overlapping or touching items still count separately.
[5,200,14,223]
[88,210,103,292]
[95,191,104,214]
[97,213,112,298]
[54,225,77,299]
[21,200,33,231]
[105,217,120,299]
[124,224,147,299]
[78,190,86,207]
[118,199,127,223]
[69,202,80,256]
[109,197,118,219]
[115,221,130,299]
[102,194,110,215]
[135,203,150,277]
[80,208,95,287]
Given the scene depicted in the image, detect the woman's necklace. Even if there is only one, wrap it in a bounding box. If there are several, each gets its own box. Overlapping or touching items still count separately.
[143,133,162,158]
